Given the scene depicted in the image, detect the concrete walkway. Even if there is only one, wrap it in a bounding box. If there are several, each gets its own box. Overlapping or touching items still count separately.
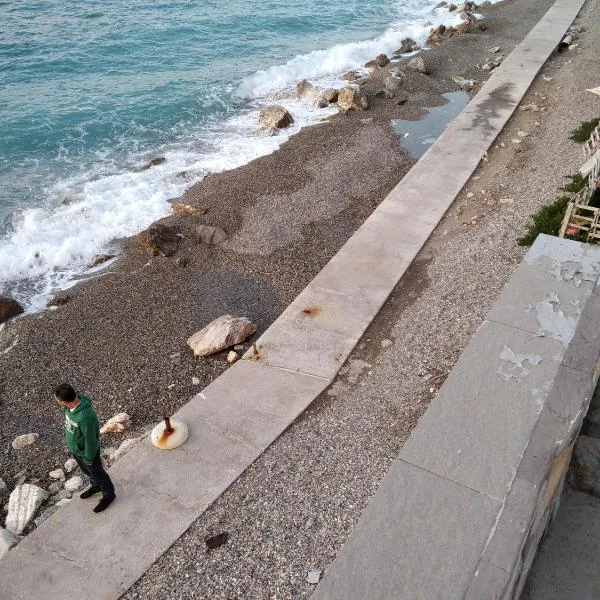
[0,0,586,596]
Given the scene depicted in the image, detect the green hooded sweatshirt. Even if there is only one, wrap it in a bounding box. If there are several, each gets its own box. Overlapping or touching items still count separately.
[64,394,100,465]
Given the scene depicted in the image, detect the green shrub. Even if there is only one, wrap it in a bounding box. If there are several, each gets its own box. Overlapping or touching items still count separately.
[569,118,600,143]
[518,196,570,246]
[561,173,586,194]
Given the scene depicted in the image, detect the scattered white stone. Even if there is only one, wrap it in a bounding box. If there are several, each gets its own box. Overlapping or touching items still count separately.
[100,412,131,435]
[55,498,72,508]
[568,43,578,51]
[380,339,393,349]
[307,571,322,585]
[102,447,117,460]
[112,438,140,462]
[227,351,239,364]
[11,433,39,450]
[64,458,78,473]
[500,198,515,204]
[49,469,65,481]
[5,484,49,535]
[542,75,553,82]
[511,138,522,144]
[517,130,530,138]
[466,192,474,199]
[520,103,540,112]
[191,376,201,386]
[187,315,256,357]
[64,476,83,493]
[0,527,18,559]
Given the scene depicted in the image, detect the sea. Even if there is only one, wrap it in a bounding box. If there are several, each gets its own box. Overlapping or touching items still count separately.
[0,0,461,311]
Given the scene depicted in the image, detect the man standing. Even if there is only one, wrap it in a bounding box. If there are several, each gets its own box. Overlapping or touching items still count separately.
[54,383,116,513]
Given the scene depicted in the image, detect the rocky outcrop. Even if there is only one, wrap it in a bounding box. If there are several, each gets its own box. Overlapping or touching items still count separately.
[5,484,49,535]
[395,38,420,55]
[365,54,390,68]
[337,87,369,111]
[187,315,256,357]
[11,433,38,450]
[0,297,24,325]
[138,224,182,257]
[100,412,131,434]
[258,105,294,130]
[406,56,428,74]
[195,225,228,245]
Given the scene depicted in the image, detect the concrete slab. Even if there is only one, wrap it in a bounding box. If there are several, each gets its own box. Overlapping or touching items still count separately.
[311,460,501,600]
[400,320,566,500]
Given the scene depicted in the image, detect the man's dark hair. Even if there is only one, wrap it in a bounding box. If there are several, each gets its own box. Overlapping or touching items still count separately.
[54,383,76,403]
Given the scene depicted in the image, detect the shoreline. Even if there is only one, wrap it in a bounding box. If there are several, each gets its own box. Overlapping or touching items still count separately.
[0,0,556,527]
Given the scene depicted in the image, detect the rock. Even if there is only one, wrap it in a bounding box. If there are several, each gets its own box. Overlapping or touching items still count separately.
[47,294,72,307]
[64,476,83,493]
[342,71,359,82]
[395,38,420,55]
[112,438,139,462]
[322,88,339,103]
[191,376,201,386]
[380,339,393,348]
[55,489,72,501]
[205,532,228,550]
[89,254,115,268]
[499,198,515,204]
[134,156,166,172]
[187,315,257,357]
[296,79,315,98]
[171,202,207,217]
[49,469,65,481]
[520,103,540,113]
[258,105,294,130]
[55,498,72,508]
[574,436,600,497]
[137,224,182,257]
[100,412,131,435]
[227,350,239,364]
[427,24,446,45]
[307,571,322,584]
[365,54,390,68]
[11,433,39,450]
[47,481,63,495]
[64,457,78,473]
[488,46,501,53]
[0,528,18,559]
[452,76,477,91]
[5,484,49,535]
[195,225,228,245]
[406,56,427,74]
[337,87,368,111]
[0,297,24,325]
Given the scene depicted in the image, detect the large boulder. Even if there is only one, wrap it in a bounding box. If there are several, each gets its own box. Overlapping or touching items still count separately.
[296,80,334,108]
[337,87,369,111]
[195,225,228,245]
[5,484,49,535]
[187,315,256,357]
[0,297,24,324]
[258,105,294,130]
[406,56,428,74]
[137,224,182,257]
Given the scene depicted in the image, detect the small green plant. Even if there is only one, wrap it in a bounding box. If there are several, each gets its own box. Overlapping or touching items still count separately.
[569,118,600,143]
[561,173,586,194]
[518,195,570,246]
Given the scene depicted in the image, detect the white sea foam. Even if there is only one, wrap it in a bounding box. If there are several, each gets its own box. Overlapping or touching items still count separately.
[0,0,471,310]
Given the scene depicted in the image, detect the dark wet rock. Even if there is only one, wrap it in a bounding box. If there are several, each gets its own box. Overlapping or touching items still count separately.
[395,38,420,55]
[137,224,182,257]
[0,297,24,324]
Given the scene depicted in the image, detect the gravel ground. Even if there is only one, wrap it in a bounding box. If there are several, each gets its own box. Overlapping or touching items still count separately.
[0,0,553,503]
[120,0,600,598]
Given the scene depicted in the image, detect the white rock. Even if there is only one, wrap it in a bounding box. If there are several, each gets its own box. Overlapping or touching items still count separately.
[517,130,530,138]
[0,527,18,559]
[499,198,515,204]
[64,457,78,473]
[11,433,39,450]
[466,192,475,199]
[49,468,65,481]
[112,438,140,462]
[55,498,72,508]
[187,315,256,357]
[542,75,553,82]
[5,484,49,535]
[191,376,201,386]
[380,339,393,348]
[64,476,83,493]
[488,46,501,53]
[227,351,239,364]
[100,412,131,434]
[307,570,322,584]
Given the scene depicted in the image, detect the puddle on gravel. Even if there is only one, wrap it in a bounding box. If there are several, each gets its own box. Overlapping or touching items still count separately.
[393,91,469,157]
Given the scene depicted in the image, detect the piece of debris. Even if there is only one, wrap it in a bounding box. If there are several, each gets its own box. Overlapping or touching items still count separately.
[192,376,201,386]
[5,484,49,535]
[307,570,322,585]
[195,225,228,245]
[511,138,522,144]
[187,315,256,357]
[89,254,115,268]
[205,532,229,550]
[11,433,39,450]
[49,469,65,481]
[64,458,78,473]
[520,103,540,112]
[499,198,515,204]
[542,75,553,82]
[227,350,239,364]
[64,476,83,493]
[100,413,131,434]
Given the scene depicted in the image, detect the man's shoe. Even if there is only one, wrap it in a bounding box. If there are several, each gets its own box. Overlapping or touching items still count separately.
[80,486,101,499]
[93,496,115,513]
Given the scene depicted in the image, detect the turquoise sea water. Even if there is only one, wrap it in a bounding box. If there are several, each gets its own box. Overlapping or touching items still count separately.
[0,0,459,309]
